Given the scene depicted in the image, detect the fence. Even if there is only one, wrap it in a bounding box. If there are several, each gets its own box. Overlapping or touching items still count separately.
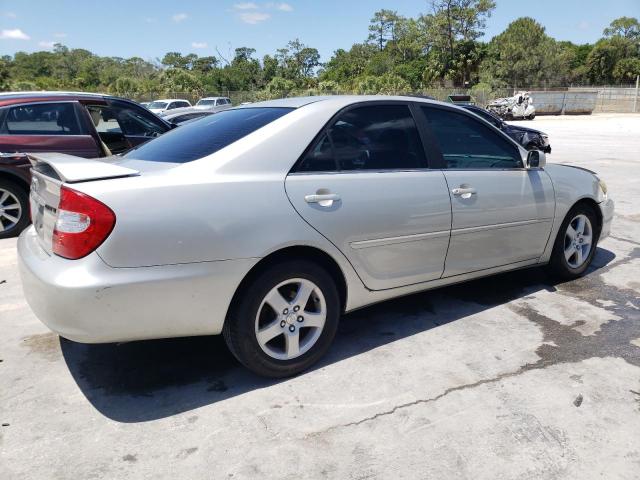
[131,81,640,115]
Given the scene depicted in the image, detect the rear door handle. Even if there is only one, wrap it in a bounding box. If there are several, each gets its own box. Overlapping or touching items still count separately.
[304,193,341,206]
[451,187,476,198]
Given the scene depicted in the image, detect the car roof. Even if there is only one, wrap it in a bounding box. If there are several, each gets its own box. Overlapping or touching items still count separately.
[0,91,130,107]
[198,97,228,101]
[237,95,447,110]
[153,99,190,103]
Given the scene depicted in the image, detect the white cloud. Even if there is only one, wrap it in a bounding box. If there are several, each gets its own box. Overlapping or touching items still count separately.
[53,32,67,38]
[0,28,30,40]
[268,2,293,11]
[4,12,17,18]
[172,13,188,22]
[239,12,270,24]
[578,20,590,30]
[234,2,258,9]
[38,41,55,49]
[191,41,208,49]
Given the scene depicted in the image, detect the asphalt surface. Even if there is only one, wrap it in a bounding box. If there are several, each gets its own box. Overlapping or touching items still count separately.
[1,113,639,479]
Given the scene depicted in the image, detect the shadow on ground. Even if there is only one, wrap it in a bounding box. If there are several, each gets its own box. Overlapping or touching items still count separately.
[61,248,619,423]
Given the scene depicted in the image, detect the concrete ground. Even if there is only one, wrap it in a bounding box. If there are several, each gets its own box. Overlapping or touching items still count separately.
[1,113,639,479]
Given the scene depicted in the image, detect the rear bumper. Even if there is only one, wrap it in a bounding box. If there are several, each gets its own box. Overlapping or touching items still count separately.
[599,197,614,241]
[18,227,258,343]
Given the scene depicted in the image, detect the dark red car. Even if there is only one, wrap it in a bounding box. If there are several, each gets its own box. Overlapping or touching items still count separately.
[0,92,172,238]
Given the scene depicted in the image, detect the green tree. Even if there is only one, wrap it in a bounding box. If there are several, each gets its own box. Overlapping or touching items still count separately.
[603,16,640,40]
[612,57,640,82]
[368,10,401,51]
[481,17,567,87]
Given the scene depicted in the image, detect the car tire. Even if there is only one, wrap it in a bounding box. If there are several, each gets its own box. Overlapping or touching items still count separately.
[547,203,599,280]
[0,179,29,239]
[223,260,340,378]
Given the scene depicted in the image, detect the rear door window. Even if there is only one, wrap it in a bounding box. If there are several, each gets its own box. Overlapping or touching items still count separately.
[297,104,427,172]
[1,103,81,135]
[125,107,293,163]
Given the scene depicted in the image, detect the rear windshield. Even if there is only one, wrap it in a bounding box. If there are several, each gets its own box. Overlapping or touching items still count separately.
[196,99,215,106]
[125,107,293,163]
[148,101,168,109]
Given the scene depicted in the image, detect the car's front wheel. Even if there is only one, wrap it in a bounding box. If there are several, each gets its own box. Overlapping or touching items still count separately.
[223,260,340,378]
[0,179,29,239]
[547,203,599,280]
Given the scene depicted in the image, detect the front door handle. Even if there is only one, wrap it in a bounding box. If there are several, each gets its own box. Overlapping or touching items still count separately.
[304,193,341,207]
[451,186,477,199]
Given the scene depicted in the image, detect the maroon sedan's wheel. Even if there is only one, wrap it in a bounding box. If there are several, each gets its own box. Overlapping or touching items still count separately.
[0,180,29,239]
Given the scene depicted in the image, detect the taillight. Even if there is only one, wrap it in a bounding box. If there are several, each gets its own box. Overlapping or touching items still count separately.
[52,186,116,260]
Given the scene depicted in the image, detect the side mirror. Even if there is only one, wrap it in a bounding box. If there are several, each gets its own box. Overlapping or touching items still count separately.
[526,150,546,169]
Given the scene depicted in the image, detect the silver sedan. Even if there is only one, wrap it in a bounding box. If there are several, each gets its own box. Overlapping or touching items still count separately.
[18,96,614,377]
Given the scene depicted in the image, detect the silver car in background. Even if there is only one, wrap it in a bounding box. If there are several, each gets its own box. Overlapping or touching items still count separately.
[18,96,614,377]
[194,96,233,112]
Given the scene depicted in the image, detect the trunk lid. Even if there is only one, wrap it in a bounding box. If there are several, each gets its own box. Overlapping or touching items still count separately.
[27,153,139,254]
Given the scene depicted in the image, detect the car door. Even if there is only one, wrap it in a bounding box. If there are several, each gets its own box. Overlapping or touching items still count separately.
[285,102,452,291]
[82,100,170,153]
[419,105,554,277]
[0,101,102,158]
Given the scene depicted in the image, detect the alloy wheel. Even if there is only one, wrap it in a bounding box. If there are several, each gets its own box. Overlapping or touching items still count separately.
[564,214,593,269]
[254,278,327,361]
[0,188,22,233]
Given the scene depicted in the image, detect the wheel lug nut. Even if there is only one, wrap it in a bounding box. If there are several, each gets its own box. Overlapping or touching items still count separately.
[293,305,300,312]
[283,308,288,315]
[289,325,295,332]
[297,316,303,322]
[280,320,286,328]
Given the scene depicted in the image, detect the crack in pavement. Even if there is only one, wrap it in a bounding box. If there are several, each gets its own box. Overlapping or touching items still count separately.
[307,244,640,436]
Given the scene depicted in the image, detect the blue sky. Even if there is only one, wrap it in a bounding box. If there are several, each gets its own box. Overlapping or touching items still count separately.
[1,0,639,63]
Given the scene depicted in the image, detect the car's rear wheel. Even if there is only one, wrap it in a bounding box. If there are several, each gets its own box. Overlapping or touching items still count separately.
[0,180,29,239]
[547,204,599,280]
[223,260,340,378]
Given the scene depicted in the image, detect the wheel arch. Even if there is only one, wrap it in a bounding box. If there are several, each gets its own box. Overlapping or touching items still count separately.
[0,169,30,193]
[224,245,348,327]
[571,197,603,236]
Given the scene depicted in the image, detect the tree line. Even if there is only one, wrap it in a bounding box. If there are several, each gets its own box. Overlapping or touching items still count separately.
[1,1,639,99]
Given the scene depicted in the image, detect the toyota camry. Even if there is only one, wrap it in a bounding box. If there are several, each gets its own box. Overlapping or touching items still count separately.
[18,96,614,377]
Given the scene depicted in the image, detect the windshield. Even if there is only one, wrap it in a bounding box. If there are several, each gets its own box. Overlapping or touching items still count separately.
[196,99,215,106]
[148,101,168,109]
[125,107,294,163]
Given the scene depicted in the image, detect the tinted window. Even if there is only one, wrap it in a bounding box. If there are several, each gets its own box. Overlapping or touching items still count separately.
[178,101,190,108]
[1,103,81,135]
[467,107,501,127]
[298,133,336,172]
[421,107,522,169]
[197,99,215,106]
[299,104,426,172]
[125,107,293,163]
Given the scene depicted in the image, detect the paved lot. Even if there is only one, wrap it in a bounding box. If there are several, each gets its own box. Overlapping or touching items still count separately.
[1,113,639,479]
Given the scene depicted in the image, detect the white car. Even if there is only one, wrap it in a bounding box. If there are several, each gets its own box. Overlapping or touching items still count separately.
[147,98,192,115]
[18,96,614,378]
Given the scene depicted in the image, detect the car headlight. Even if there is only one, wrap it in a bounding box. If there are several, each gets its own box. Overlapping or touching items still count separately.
[598,179,608,200]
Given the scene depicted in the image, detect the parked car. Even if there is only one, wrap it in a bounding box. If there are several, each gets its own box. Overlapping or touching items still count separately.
[147,98,192,114]
[194,97,233,112]
[0,91,172,238]
[18,96,613,378]
[159,107,215,125]
[461,104,551,153]
[139,101,151,109]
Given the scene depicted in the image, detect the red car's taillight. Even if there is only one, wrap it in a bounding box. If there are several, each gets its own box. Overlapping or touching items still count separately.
[52,186,116,260]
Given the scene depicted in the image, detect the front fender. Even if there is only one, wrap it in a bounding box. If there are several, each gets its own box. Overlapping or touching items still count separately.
[539,163,607,262]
